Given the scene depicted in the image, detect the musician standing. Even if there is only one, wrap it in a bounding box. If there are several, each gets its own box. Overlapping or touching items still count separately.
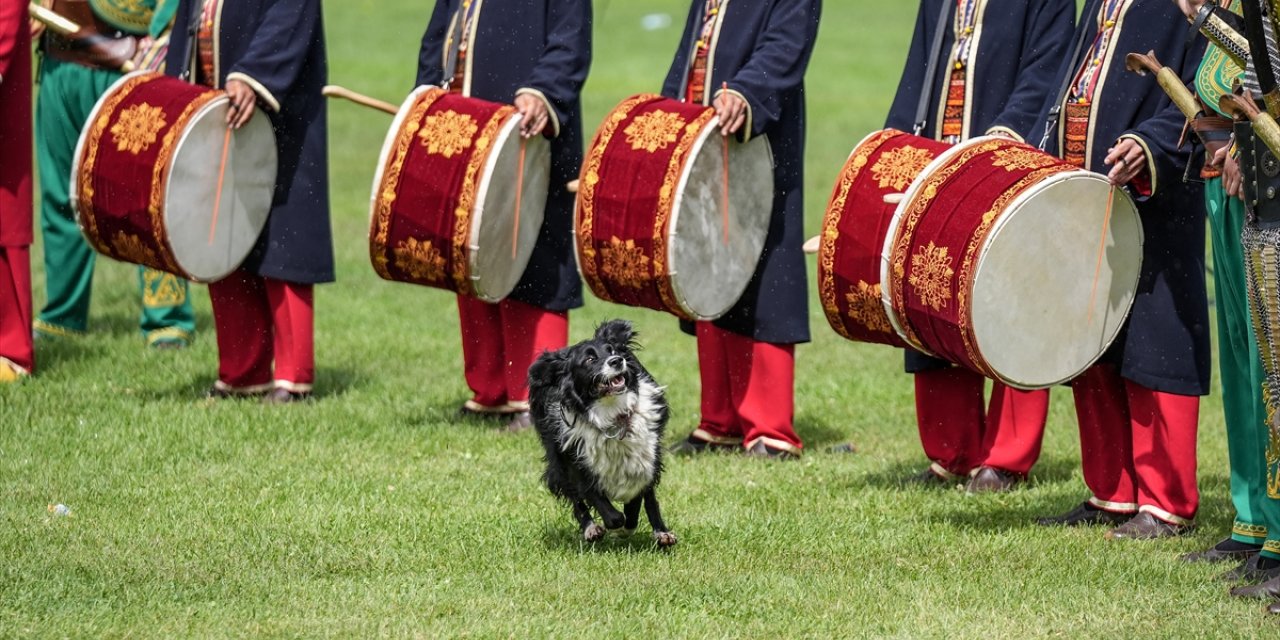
[165,0,333,402]
[1177,0,1280,603]
[666,0,822,459]
[1032,0,1209,539]
[884,0,1075,491]
[0,0,33,382]
[416,0,592,431]
[34,0,196,349]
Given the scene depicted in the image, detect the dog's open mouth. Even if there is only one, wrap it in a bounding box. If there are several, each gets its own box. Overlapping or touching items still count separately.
[599,375,626,395]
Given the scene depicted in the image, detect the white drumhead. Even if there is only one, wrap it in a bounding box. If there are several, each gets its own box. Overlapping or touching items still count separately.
[470,114,550,302]
[164,98,276,282]
[971,172,1142,389]
[668,122,774,319]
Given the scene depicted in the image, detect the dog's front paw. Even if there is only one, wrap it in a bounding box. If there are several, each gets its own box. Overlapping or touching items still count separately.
[602,513,626,531]
[583,523,606,542]
[653,530,678,548]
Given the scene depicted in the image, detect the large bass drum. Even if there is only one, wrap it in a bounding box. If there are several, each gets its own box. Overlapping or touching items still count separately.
[368,86,551,302]
[71,71,276,282]
[574,94,773,320]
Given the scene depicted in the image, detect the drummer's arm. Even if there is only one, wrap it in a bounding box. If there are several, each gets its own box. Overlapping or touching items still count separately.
[717,0,821,142]
[985,0,1075,142]
[1110,41,1207,196]
[415,0,451,88]
[223,0,324,116]
[515,0,592,139]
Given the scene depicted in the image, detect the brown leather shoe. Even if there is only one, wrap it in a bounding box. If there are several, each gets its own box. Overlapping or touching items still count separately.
[964,466,1024,494]
[1179,537,1261,564]
[1223,555,1280,586]
[1105,512,1190,540]
[1230,575,1280,599]
[503,411,532,433]
[744,441,798,460]
[1036,501,1131,527]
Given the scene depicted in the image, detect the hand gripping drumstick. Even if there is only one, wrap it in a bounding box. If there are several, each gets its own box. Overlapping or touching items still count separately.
[29,2,136,72]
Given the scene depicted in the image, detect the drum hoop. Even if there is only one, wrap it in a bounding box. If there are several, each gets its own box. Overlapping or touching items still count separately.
[969,171,1144,389]
[666,115,718,319]
[70,70,152,253]
[368,85,434,242]
[467,113,522,302]
[879,135,1001,355]
[161,95,233,282]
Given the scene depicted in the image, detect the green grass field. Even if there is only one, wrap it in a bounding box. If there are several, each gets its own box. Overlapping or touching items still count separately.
[3,0,1277,637]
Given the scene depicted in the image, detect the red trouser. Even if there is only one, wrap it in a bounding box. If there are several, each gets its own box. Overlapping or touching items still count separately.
[0,246,33,373]
[457,295,568,408]
[208,270,314,392]
[691,321,802,454]
[1072,364,1200,524]
[914,367,1048,477]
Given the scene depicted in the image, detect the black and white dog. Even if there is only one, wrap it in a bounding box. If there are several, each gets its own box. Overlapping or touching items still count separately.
[527,320,677,547]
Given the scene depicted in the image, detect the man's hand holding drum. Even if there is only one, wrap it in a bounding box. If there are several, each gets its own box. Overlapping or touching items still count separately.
[713,89,748,136]
[1104,137,1147,186]
[514,92,548,138]
[225,78,256,129]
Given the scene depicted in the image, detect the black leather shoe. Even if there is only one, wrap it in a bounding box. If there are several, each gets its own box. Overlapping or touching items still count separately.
[964,466,1024,494]
[744,441,798,460]
[457,400,517,420]
[1268,601,1280,615]
[1105,512,1190,540]
[1179,537,1261,564]
[1230,575,1280,600]
[1222,555,1280,585]
[263,388,311,404]
[503,411,532,433]
[669,434,738,456]
[1036,501,1131,527]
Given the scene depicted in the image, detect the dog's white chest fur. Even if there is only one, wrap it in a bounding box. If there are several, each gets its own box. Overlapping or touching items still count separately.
[559,379,663,503]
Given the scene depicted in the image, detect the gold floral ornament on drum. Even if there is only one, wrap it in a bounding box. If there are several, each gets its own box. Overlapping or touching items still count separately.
[71,72,277,283]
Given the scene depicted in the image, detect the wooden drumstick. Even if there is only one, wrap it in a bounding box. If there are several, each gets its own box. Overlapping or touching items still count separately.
[883,193,905,205]
[29,2,136,72]
[802,235,820,255]
[566,179,580,193]
[321,85,398,115]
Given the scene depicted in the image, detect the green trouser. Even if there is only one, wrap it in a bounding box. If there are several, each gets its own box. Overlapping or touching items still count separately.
[1206,176,1280,559]
[35,56,194,346]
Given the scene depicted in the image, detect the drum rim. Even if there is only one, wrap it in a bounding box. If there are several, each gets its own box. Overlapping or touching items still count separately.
[879,135,1002,356]
[970,171,1144,389]
[369,85,434,242]
[666,115,718,320]
[468,113,540,302]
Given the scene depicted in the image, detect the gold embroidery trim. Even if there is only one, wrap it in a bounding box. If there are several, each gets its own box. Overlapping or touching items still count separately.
[654,108,716,317]
[149,85,222,275]
[142,269,188,307]
[451,104,515,294]
[847,280,891,334]
[819,129,901,340]
[624,110,686,153]
[393,237,448,284]
[111,232,159,267]
[599,236,652,288]
[577,94,654,303]
[79,73,155,251]
[990,147,1059,172]
[909,242,954,312]
[371,88,449,279]
[418,109,479,158]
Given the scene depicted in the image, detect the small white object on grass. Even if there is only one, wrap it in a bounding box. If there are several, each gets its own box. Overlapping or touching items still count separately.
[48,503,72,517]
[641,13,671,31]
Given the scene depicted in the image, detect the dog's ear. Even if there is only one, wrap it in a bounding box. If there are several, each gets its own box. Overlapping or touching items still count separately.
[528,348,568,396]
[594,319,638,352]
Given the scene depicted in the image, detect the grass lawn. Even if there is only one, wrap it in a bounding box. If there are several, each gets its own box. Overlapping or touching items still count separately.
[3,0,1276,637]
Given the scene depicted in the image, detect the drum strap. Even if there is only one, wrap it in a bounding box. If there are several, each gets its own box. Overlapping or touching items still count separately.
[913,0,956,136]
[1037,14,1094,151]
[177,2,201,81]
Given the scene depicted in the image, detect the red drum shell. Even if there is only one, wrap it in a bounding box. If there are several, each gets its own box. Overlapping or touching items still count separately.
[817,129,948,348]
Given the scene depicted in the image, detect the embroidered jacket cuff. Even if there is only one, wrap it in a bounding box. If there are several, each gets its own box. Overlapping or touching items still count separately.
[226,72,281,113]
[515,87,560,138]
[1118,133,1158,196]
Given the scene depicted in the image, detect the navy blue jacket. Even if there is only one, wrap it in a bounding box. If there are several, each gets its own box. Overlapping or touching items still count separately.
[663,0,822,344]
[417,0,591,311]
[886,0,1076,142]
[166,0,334,284]
[1032,0,1210,396]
